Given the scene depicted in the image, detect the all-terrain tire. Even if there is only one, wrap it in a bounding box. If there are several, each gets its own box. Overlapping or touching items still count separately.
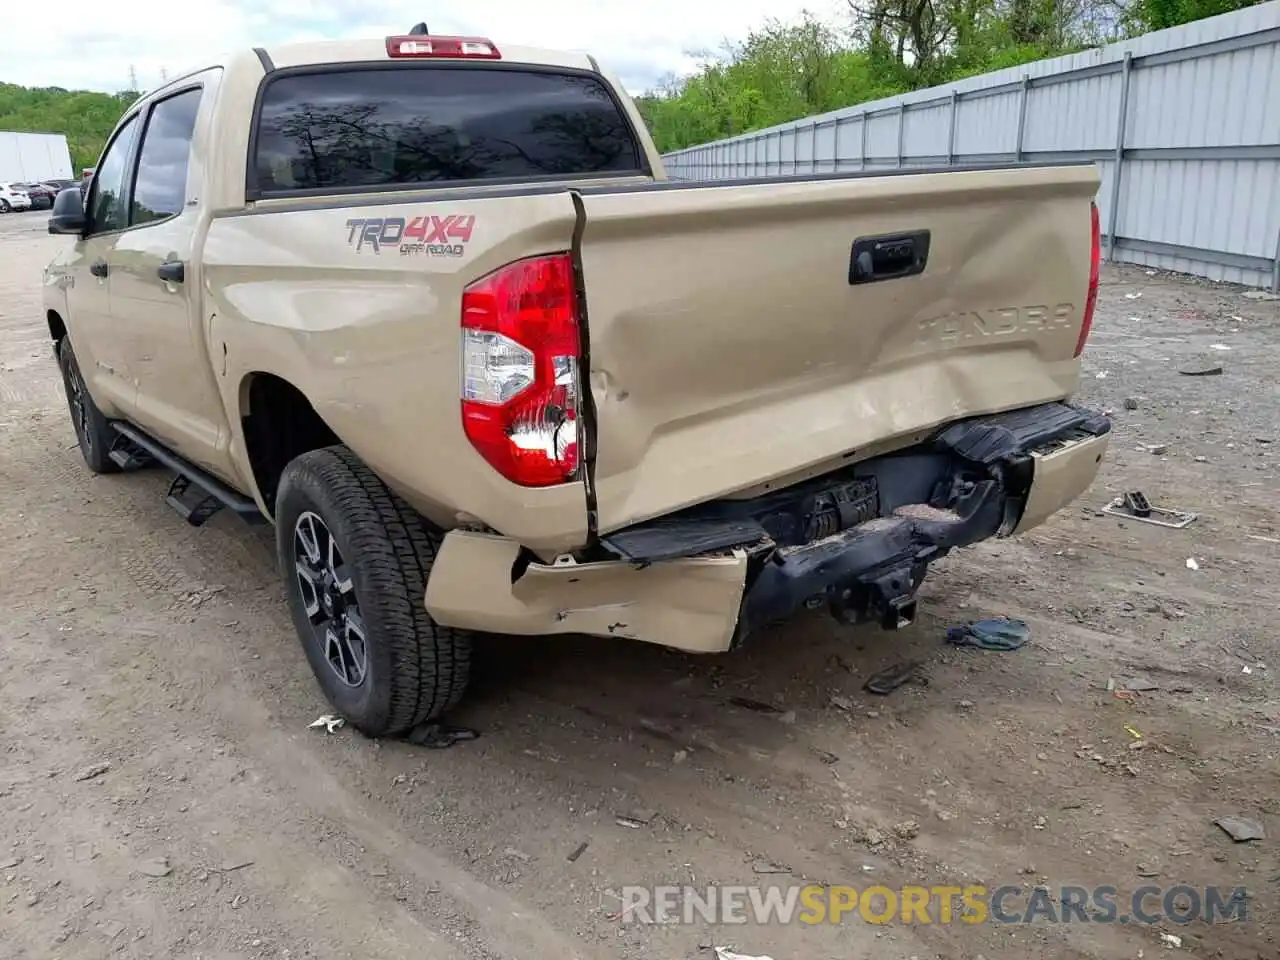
[275,445,472,737]
[57,338,120,474]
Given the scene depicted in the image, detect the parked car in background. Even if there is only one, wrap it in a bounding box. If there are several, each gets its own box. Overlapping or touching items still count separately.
[0,182,32,212]
[21,182,54,209]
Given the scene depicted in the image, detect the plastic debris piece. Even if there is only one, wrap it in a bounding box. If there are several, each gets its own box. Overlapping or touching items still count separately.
[404,722,479,749]
[309,715,345,734]
[715,949,776,960]
[946,617,1030,651]
[751,859,790,874]
[1186,558,1199,570]
[138,857,172,878]
[1179,361,1223,376]
[1102,494,1196,529]
[1213,815,1265,842]
[1122,677,1159,692]
[74,761,111,782]
[863,660,922,695]
[727,696,782,713]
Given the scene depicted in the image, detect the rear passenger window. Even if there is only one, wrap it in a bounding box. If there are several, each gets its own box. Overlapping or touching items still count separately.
[252,66,645,194]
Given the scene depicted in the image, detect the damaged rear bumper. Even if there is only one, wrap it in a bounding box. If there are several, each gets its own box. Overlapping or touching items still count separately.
[425,402,1110,652]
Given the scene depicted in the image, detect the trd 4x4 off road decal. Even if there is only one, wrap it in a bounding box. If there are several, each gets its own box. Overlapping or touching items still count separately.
[345,214,476,257]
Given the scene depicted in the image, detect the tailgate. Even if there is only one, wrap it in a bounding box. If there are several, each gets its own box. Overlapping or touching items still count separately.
[575,164,1101,535]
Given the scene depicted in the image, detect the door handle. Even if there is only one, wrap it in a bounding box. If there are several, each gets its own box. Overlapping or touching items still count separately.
[89,260,108,278]
[157,261,185,284]
[849,231,931,285]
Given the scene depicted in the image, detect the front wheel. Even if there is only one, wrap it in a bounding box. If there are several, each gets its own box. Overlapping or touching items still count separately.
[0,200,9,213]
[57,338,119,474]
[275,446,472,737]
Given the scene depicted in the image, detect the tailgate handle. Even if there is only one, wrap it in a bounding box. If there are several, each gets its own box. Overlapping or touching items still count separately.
[849,231,930,285]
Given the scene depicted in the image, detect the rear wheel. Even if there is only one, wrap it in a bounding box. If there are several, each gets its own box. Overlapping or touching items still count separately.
[0,200,9,213]
[275,446,472,737]
[57,338,119,474]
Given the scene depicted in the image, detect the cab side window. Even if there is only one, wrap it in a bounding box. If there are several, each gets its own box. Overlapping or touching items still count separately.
[86,114,140,235]
[131,88,202,225]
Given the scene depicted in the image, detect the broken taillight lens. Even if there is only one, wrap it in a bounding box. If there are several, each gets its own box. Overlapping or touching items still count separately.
[461,254,582,487]
[1075,201,1101,358]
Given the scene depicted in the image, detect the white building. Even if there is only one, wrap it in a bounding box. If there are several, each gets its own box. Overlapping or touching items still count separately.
[0,131,74,182]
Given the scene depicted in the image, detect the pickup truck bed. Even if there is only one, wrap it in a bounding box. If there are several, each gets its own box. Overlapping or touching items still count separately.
[201,160,1101,553]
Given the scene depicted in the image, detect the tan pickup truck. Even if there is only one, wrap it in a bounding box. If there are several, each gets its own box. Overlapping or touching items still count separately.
[42,27,1109,736]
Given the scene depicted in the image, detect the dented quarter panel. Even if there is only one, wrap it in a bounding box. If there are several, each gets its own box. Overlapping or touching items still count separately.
[202,191,590,551]
[576,163,1101,535]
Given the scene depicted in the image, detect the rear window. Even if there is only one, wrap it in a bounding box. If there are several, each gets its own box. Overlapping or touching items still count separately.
[252,65,646,195]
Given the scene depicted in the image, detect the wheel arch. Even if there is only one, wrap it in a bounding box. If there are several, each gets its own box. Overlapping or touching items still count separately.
[238,371,341,518]
[47,309,67,344]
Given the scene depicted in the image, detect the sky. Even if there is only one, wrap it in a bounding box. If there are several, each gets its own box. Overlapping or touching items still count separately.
[1,0,848,96]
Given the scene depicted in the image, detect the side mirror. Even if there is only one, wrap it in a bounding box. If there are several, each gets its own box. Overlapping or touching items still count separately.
[48,186,87,236]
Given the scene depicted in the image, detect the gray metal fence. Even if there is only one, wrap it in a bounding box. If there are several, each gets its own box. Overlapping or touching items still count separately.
[662,2,1280,291]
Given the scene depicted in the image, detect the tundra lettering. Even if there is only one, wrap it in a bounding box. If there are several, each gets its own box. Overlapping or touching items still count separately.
[916,302,1075,345]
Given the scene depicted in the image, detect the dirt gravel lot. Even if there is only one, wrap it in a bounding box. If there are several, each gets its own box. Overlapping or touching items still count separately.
[1,209,1277,960]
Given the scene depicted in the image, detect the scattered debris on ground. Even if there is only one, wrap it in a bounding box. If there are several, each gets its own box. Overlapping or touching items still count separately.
[863,660,922,694]
[1213,815,1265,842]
[945,617,1030,651]
[137,857,173,878]
[1178,360,1224,376]
[714,948,775,960]
[308,714,345,734]
[1101,491,1198,529]
[73,761,111,782]
[403,721,479,749]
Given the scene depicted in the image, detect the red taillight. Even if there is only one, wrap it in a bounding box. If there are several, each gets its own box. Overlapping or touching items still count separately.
[386,36,501,59]
[1075,201,1101,358]
[461,254,582,487]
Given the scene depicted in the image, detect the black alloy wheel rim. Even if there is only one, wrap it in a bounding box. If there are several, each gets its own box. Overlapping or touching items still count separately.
[293,510,368,687]
[64,349,92,453]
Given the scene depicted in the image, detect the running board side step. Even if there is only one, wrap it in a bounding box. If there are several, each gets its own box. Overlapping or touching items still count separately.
[107,431,157,471]
[109,423,266,528]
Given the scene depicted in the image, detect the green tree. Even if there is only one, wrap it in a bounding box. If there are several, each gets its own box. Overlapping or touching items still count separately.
[639,0,1270,153]
[0,83,137,172]
[1122,0,1260,31]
